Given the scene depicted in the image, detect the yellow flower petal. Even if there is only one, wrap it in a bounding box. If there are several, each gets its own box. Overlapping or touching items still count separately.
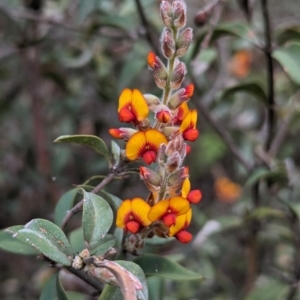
[181,178,191,198]
[144,129,168,149]
[190,109,198,126]
[116,199,132,228]
[126,131,147,161]
[148,199,170,221]
[169,208,192,236]
[169,196,190,215]
[118,88,132,112]
[131,89,149,122]
[179,109,197,132]
[131,197,152,226]
[126,129,167,162]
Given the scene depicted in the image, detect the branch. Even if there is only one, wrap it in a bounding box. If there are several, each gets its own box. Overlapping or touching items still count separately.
[66,266,103,292]
[61,172,115,229]
[190,1,253,171]
[261,0,275,151]
[134,0,160,54]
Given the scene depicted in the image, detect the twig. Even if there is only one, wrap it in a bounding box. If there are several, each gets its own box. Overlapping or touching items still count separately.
[66,266,103,292]
[195,98,253,171]
[190,0,253,171]
[61,172,115,229]
[134,0,160,54]
[269,118,291,157]
[261,0,275,151]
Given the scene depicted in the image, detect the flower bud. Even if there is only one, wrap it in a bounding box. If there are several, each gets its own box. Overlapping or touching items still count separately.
[176,28,193,57]
[161,28,175,58]
[156,110,171,123]
[170,61,186,90]
[162,126,179,139]
[172,0,186,28]
[168,166,188,192]
[168,84,194,109]
[143,94,160,108]
[160,1,173,28]
[155,105,172,123]
[166,152,183,173]
[140,166,162,193]
[147,52,168,89]
[165,134,186,157]
[109,128,137,141]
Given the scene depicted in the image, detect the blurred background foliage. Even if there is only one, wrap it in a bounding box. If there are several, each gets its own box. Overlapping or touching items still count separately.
[1,0,300,299]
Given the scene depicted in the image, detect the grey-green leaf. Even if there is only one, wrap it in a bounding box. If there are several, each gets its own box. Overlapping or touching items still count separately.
[111,140,121,165]
[272,41,300,86]
[219,81,267,104]
[15,219,73,266]
[134,254,203,281]
[39,272,69,300]
[81,189,113,251]
[0,226,38,255]
[54,188,79,227]
[54,135,112,163]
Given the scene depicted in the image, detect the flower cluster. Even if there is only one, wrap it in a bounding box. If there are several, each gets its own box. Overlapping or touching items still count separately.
[109,0,201,248]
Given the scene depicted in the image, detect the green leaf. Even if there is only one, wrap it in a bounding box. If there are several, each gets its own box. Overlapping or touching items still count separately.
[245,167,287,187]
[77,0,98,23]
[0,226,38,255]
[99,261,148,300]
[54,188,79,227]
[118,58,146,90]
[40,273,57,300]
[15,219,73,266]
[60,47,93,69]
[69,227,116,255]
[134,254,203,281]
[111,140,121,165]
[56,271,69,300]
[93,234,116,255]
[81,189,113,251]
[39,272,69,300]
[54,135,112,163]
[247,207,286,221]
[276,26,300,45]
[272,41,300,86]
[218,81,267,104]
[192,22,258,60]
[98,190,122,212]
[148,276,164,300]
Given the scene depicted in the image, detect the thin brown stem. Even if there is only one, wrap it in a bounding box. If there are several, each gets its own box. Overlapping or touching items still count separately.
[66,267,103,292]
[61,172,115,229]
[261,0,275,151]
[134,0,160,54]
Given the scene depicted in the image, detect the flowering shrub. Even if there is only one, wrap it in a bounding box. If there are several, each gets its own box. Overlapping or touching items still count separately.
[0,1,203,299]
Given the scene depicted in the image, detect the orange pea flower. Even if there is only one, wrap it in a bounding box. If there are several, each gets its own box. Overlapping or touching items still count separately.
[173,102,189,125]
[118,88,149,124]
[126,129,167,165]
[116,198,152,233]
[148,196,190,227]
[179,109,199,141]
[181,178,202,204]
[214,177,241,203]
[169,208,192,243]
